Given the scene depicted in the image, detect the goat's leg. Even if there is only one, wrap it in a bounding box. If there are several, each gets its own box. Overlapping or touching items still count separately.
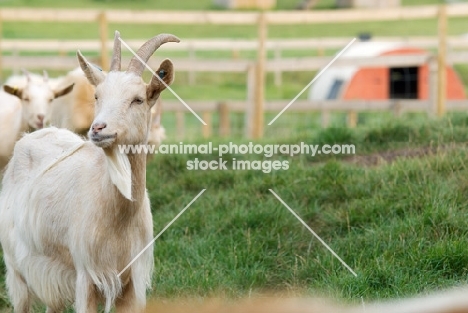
[6,268,31,313]
[115,280,144,313]
[74,272,98,313]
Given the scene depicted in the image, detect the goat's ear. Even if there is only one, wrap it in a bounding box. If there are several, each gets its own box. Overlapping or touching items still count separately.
[77,50,105,86]
[3,85,23,99]
[54,83,74,99]
[146,59,174,104]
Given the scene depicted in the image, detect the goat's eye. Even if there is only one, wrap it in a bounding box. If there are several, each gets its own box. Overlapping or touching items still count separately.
[131,98,144,105]
[158,70,166,79]
[94,95,98,100]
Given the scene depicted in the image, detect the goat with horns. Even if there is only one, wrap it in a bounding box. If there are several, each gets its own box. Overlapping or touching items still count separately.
[0,31,179,313]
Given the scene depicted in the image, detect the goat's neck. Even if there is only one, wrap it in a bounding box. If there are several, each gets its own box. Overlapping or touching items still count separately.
[127,151,147,203]
[104,147,146,204]
[102,147,148,229]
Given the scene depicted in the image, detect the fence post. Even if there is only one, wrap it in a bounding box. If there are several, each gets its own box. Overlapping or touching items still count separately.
[252,12,267,139]
[218,102,230,137]
[245,64,255,137]
[428,55,438,116]
[12,48,18,75]
[98,12,109,71]
[188,43,196,86]
[437,4,447,117]
[176,111,185,140]
[392,100,402,117]
[347,111,357,128]
[317,46,325,57]
[274,46,282,86]
[202,111,212,138]
[321,107,330,128]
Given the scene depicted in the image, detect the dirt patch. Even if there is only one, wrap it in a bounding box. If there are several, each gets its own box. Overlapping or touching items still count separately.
[343,145,458,167]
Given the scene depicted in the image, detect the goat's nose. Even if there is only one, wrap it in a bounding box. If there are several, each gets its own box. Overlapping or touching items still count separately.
[92,122,107,134]
[37,114,45,122]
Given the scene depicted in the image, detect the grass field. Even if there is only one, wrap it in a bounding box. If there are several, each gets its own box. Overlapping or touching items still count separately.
[3,16,467,40]
[115,113,468,302]
[2,113,468,310]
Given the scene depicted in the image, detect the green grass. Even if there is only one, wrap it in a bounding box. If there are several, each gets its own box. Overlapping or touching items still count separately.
[146,114,468,301]
[3,114,468,310]
[3,17,468,40]
[145,113,468,300]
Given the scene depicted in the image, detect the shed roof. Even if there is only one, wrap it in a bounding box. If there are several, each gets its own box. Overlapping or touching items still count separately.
[309,41,411,100]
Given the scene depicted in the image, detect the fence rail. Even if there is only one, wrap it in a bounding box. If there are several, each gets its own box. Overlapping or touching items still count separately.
[4,52,466,72]
[160,99,468,139]
[1,4,468,24]
[162,99,468,113]
[2,37,468,53]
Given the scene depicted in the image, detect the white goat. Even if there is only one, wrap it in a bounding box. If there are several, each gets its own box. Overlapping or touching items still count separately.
[0,71,74,173]
[3,70,74,129]
[48,67,167,147]
[0,92,22,170]
[0,31,179,313]
[47,67,95,134]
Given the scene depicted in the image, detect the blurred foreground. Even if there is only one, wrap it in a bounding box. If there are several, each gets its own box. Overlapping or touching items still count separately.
[145,286,468,313]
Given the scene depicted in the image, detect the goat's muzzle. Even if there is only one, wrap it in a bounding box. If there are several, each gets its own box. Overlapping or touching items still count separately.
[89,122,116,148]
[91,122,107,135]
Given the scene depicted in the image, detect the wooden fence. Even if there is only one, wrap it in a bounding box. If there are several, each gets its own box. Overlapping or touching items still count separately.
[1,4,468,138]
[2,36,468,55]
[4,36,468,88]
[2,52,465,138]
[163,99,468,138]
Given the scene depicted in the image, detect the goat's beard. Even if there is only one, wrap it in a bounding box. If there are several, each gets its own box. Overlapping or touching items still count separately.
[89,133,117,148]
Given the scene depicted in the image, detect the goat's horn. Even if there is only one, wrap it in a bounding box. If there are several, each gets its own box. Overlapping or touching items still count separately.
[110,30,121,71]
[22,69,31,82]
[127,33,180,76]
[43,70,49,82]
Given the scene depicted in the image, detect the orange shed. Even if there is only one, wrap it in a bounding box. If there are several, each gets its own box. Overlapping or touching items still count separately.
[308,41,466,101]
